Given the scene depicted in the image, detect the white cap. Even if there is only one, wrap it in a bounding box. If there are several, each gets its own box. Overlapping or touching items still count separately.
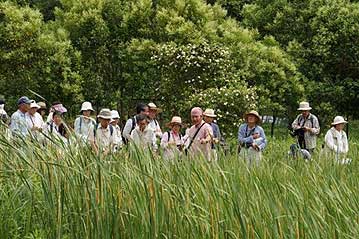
[80,101,94,112]
[111,110,120,119]
[331,116,347,126]
[30,102,41,109]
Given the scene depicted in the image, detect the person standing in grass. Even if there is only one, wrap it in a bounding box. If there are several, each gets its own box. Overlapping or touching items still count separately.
[291,102,320,153]
[26,101,45,141]
[110,110,123,151]
[238,110,267,167]
[184,107,213,161]
[161,116,185,160]
[203,109,224,161]
[74,101,96,142]
[122,103,149,144]
[10,96,32,138]
[46,110,69,144]
[37,102,47,121]
[147,102,163,140]
[323,116,350,164]
[89,109,117,155]
[130,114,157,151]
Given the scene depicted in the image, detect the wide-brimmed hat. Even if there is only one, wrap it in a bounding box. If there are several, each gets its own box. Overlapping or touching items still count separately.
[97,108,112,120]
[111,110,120,119]
[30,102,41,109]
[244,110,261,123]
[166,116,183,127]
[17,96,32,105]
[331,116,347,126]
[52,103,67,113]
[203,109,216,118]
[80,101,94,112]
[37,102,46,110]
[297,102,312,111]
[148,102,162,113]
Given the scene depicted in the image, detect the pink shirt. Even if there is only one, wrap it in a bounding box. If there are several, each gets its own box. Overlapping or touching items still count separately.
[184,121,213,160]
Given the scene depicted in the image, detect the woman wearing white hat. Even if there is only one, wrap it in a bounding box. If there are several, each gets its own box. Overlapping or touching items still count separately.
[160,116,185,160]
[74,101,96,142]
[238,110,267,167]
[110,110,123,150]
[203,109,223,161]
[291,101,320,153]
[323,116,350,164]
[26,101,45,141]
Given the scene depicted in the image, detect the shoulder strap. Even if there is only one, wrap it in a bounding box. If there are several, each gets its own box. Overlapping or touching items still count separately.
[109,124,114,136]
[167,131,171,141]
[93,123,98,138]
[79,116,83,131]
[187,122,206,150]
[130,117,136,133]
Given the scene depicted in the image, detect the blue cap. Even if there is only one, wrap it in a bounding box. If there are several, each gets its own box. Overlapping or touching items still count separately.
[17,96,32,105]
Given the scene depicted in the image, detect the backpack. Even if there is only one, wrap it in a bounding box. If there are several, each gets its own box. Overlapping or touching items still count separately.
[93,124,114,138]
[122,116,136,145]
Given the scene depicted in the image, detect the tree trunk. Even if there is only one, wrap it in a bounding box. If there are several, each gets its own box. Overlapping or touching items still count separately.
[271,115,277,137]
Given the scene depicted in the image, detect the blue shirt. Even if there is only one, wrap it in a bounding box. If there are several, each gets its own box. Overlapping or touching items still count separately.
[237,123,267,151]
[10,109,30,138]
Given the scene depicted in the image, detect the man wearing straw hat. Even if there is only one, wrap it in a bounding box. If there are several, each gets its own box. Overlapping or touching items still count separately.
[10,96,32,138]
[238,110,267,167]
[26,101,45,141]
[161,116,185,160]
[184,107,213,161]
[88,108,116,155]
[291,102,320,153]
[74,101,96,142]
[147,102,163,139]
[323,116,350,164]
[203,109,223,160]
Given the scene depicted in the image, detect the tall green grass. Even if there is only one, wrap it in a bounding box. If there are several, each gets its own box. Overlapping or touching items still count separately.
[0,129,358,238]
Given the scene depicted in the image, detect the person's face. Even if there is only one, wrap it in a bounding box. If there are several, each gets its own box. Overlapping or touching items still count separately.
[141,106,150,116]
[301,110,310,118]
[53,114,62,125]
[247,115,257,124]
[111,118,119,126]
[38,109,46,116]
[191,114,202,125]
[29,107,37,115]
[138,119,148,131]
[148,109,157,119]
[172,124,181,133]
[100,118,110,128]
[203,116,213,123]
[82,110,91,117]
[19,103,30,112]
[335,123,345,131]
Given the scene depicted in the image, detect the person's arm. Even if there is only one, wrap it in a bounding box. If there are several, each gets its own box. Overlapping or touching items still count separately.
[343,132,349,154]
[291,115,301,130]
[237,124,253,145]
[122,119,133,140]
[74,117,81,135]
[156,120,163,138]
[160,132,170,149]
[309,116,320,135]
[257,127,267,151]
[325,130,337,152]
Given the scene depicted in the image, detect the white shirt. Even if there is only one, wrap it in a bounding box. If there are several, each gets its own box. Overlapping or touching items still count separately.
[122,117,137,141]
[149,119,162,138]
[161,130,184,159]
[74,116,96,141]
[88,124,117,150]
[26,112,45,140]
[325,127,348,154]
[130,126,157,150]
[113,124,123,147]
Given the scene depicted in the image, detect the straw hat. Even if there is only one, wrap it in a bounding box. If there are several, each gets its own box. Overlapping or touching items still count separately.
[331,116,347,126]
[30,102,41,109]
[37,102,47,109]
[97,108,112,120]
[166,116,183,127]
[80,101,94,112]
[148,102,162,113]
[244,110,261,123]
[297,102,312,111]
[203,109,216,118]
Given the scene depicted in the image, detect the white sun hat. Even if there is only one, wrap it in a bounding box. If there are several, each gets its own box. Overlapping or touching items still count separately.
[203,109,217,118]
[97,108,112,120]
[331,116,347,126]
[80,101,94,112]
[30,102,41,109]
[297,102,312,111]
[111,110,120,119]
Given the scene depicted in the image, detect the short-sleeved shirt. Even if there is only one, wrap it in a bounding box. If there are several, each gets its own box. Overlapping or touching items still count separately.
[184,121,213,159]
[88,124,116,150]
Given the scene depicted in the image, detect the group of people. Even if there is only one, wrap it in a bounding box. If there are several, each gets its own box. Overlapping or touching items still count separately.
[0,97,351,164]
